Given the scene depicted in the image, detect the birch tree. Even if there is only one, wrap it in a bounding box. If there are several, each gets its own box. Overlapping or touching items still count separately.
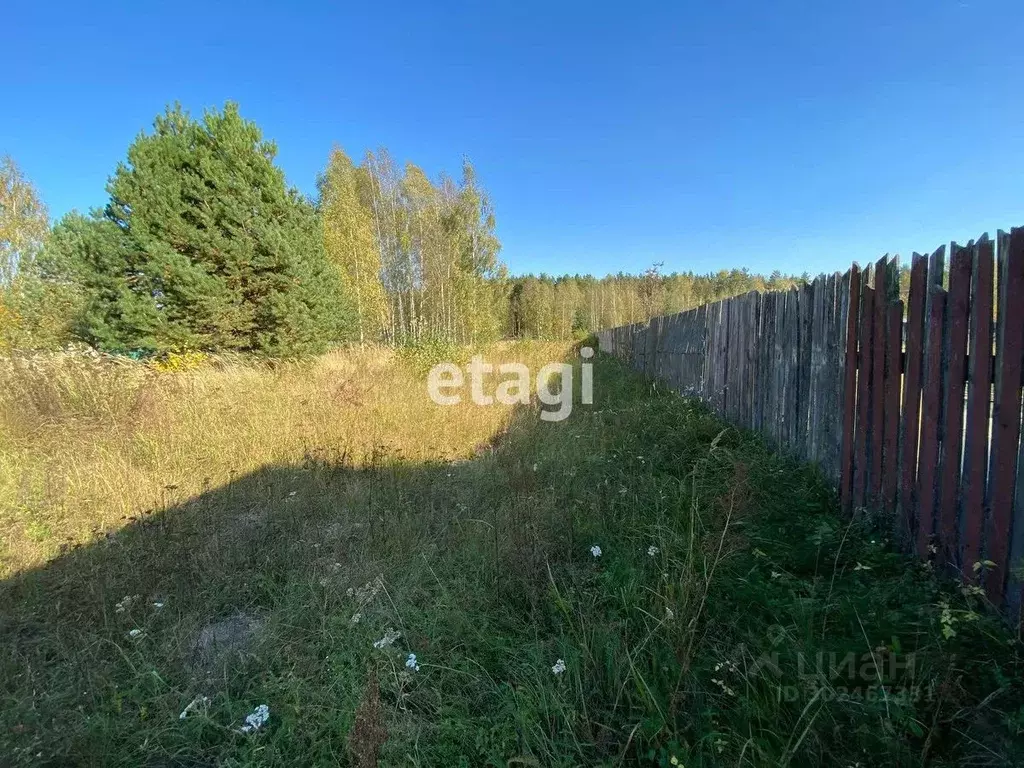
[320,147,387,343]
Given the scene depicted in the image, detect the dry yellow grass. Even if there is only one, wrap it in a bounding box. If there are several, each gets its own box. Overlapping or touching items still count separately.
[0,341,572,576]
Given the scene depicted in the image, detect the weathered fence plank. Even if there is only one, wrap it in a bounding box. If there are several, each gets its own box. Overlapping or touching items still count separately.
[961,236,994,581]
[917,247,947,559]
[840,266,861,511]
[853,277,874,510]
[797,283,813,460]
[986,229,1024,604]
[882,298,903,514]
[938,243,972,567]
[900,254,928,542]
[869,258,889,505]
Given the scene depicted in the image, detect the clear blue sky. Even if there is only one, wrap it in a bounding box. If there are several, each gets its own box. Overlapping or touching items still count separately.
[5,0,1024,277]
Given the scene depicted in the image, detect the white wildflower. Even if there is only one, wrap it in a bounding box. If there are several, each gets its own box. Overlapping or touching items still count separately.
[350,613,362,625]
[405,652,420,672]
[115,595,140,614]
[590,544,602,558]
[239,704,270,734]
[373,628,401,649]
[351,576,385,607]
[665,606,674,621]
[647,545,659,557]
[711,677,737,697]
[853,562,872,571]
[127,628,144,639]
[152,601,165,610]
[551,658,567,675]
[178,694,210,720]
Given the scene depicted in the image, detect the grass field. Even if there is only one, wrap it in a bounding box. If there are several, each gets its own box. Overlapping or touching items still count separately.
[1,343,1022,766]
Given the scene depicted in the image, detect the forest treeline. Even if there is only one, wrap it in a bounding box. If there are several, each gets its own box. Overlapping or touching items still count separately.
[1,102,806,356]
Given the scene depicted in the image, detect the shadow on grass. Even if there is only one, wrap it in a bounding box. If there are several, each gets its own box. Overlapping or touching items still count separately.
[3,351,1023,768]
[0,361,607,766]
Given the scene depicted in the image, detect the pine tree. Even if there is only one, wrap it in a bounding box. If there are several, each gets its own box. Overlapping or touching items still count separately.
[59,103,352,355]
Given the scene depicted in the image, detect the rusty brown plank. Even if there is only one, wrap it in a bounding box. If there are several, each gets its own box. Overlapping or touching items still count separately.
[985,228,1024,604]
[961,236,994,581]
[918,247,947,560]
[937,242,972,568]
[899,254,928,545]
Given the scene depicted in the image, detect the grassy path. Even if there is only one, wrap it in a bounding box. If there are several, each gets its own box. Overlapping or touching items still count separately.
[1,346,1022,766]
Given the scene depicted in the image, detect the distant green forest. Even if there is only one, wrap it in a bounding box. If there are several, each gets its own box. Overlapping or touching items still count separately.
[1,102,805,355]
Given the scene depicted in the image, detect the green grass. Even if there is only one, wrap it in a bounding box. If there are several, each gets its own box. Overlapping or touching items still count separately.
[1,347,1022,766]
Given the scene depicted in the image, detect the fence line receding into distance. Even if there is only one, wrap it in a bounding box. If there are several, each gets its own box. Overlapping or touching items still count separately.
[596,228,1024,613]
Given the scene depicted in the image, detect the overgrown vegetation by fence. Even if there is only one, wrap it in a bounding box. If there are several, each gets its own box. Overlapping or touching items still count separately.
[597,227,1024,613]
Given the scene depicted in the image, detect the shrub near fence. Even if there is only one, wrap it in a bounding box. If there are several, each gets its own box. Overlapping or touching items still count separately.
[596,227,1024,614]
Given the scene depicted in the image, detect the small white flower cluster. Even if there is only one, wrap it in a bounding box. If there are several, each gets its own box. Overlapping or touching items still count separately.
[373,628,401,650]
[711,659,738,697]
[347,575,385,606]
[590,544,602,558]
[115,595,140,614]
[116,594,165,613]
[239,704,270,734]
[127,628,144,640]
[710,676,737,697]
[647,545,659,557]
[405,653,420,672]
[551,658,567,676]
[346,575,385,626]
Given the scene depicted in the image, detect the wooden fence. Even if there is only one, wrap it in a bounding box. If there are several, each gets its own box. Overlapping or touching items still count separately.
[596,227,1024,612]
